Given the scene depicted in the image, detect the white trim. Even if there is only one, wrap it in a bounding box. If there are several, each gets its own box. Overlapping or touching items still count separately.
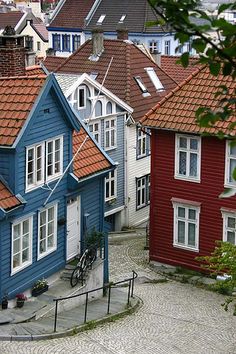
[11,215,33,276]
[26,141,45,192]
[45,135,63,183]
[172,201,200,252]
[37,203,58,260]
[105,169,117,201]
[224,140,236,187]
[145,67,164,92]
[104,205,124,217]
[222,210,236,245]
[175,134,201,182]
[104,117,117,150]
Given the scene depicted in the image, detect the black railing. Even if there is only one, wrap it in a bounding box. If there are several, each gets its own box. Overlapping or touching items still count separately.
[53,270,138,332]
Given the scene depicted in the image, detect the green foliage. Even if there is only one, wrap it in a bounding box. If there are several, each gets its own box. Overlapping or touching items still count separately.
[209,279,234,295]
[85,227,105,248]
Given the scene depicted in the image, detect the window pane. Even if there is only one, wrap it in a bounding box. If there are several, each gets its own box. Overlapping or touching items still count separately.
[13,254,20,268]
[40,211,46,225]
[40,225,46,240]
[40,240,46,253]
[23,234,29,249]
[179,152,186,175]
[23,220,29,234]
[189,153,197,177]
[229,159,236,183]
[227,231,235,244]
[178,207,185,218]
[228,217,235,229]
[22,249,29,263]
[229,144,236,156]
[188,223,196,246]
[179,137,187,148]
[190,139,198,150]
[13,224,21,239]
[188,209,196,220]
[177,221,185,243]
[13,239,20,253]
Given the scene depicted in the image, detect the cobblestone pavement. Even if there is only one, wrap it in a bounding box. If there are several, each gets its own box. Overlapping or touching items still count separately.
[0,232,236,354]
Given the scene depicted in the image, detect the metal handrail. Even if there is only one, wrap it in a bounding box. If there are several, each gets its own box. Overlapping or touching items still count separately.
[53,270,138,332]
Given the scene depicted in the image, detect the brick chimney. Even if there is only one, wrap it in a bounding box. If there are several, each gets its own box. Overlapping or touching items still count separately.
[152,49,161,67]
[116,26,128,41]
[0,26,26,77]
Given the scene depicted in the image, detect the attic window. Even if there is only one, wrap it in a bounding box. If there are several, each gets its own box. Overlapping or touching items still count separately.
[145,67,164,92]
[134,76,150,97]
[97,14,106,25]
[119,15,126,23]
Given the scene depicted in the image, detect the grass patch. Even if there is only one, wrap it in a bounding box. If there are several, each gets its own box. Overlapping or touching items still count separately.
[144,278,168,284]
[175,266,202,277]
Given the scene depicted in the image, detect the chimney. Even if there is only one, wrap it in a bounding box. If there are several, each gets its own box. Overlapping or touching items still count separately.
[152,49,161,67]
[116,24,128,41]
[0,26,26,77]
[91,27,104,57]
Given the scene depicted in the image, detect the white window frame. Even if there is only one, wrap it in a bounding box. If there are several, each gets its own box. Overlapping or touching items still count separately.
[89,121,101,144]
[26,142,45,191]
[137,128,149,158]
[222,210,236,245]
[175,134,201,182]
[38,203,58,259]
[105,170,117,202]
[145,67,164,92]
[11,215,33,275]
[104,117,116,150]
[46,136,63,182]
[136,174,150,209]
[225,140,236,187]
[164,40,171,55]
[149,40,159,53]
[173,201,200,251]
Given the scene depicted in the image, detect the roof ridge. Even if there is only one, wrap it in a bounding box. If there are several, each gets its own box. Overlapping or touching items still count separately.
[141,65,205,123]
[0,74,46,80]
[125,43,131,104]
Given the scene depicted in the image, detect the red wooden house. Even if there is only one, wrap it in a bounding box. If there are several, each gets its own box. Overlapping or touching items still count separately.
[141,65,236,271]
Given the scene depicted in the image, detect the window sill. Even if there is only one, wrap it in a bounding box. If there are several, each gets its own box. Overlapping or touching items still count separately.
[174,175,200,183]
[173,244,199,252]
[37,247,56,261]
[11,261,32,276]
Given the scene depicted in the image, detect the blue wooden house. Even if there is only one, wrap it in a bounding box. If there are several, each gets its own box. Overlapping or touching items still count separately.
[0,72,114,301]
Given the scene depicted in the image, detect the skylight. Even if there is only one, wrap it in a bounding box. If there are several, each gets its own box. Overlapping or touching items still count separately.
[97,14,106,25]
[119,15,126,23]
[145,67,164,92]
[134,76,151,97]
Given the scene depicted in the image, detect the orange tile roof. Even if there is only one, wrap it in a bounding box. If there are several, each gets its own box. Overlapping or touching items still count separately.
[43,56,66,72]
[0,11,24,30]
[0,180,21,211]
[141,66,236,135]
[73,127,112,179]
[160,56,200,84]
[26,65,45,75]
[55,39,177,122]
[0,75,46,146]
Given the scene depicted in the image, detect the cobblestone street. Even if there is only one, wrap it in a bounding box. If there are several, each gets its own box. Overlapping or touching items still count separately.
[0,233,236,354]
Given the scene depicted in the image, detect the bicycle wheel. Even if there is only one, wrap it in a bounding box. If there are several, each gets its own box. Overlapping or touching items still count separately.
[87,248,97,267]
[70,266,83,287]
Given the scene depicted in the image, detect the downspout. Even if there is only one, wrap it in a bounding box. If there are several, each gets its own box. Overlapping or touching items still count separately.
[124,113,129,227]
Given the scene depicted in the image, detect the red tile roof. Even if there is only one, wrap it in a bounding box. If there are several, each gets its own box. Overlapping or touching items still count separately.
[0,180,21,211]
[0,75,46,146]
[26,65,45,75]
[141,66,236,135]
[160,55,200,84]
[43,56,66,72]
[73,127,112,179]
[55,39,177,121]
[32,22,48,41]
[50,0,96,29]
[0,11,24,30]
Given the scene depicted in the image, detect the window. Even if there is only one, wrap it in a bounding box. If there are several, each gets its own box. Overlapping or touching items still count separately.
[164,40,171,55]
[89,121,101,144]
[95,100,102,117]
[26,143,44,190]
[173,202,200,251]
[26,136,63,191]
[97,14,106,25]
[105,170,117,201]
[38,204,57,258]
[62,34,70,52]
[53,34,60,51]
[222,212,236,245]
[136,174,150,209]
[175,134,201,182]
[145,67,164,92]
[37,41,41,51]
[72,35,81,51]
[225,141,236,187]
[46,137,63,181]
[149,40,159,54]
[119,14,126,23]
[106,101,112,115]
[68,86,86,110]
[134,76,150,97]
[25,36,33,51]
[12,216,33,274]
[137,127,150,158]
[104,117,116,150]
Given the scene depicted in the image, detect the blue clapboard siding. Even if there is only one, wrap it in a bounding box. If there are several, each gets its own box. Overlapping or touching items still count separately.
[0,87,73,299]
[0,150,15,191]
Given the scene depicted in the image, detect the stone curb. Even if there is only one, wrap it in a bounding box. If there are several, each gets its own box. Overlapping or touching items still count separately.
[0,296,142,342]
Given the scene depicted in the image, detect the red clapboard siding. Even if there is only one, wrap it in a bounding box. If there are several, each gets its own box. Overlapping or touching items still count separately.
[149,129,236,271]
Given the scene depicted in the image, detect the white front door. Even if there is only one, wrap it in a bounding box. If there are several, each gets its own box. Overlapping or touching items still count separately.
[66,197,80,261]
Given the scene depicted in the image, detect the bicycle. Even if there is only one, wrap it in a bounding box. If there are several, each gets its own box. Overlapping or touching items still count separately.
[70,246,97,287]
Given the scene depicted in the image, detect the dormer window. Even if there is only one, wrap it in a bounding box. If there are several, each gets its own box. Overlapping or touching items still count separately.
[145,67,164,92]
[119,15,126,23]
[134,76,150,97]
[97,14,106,25]
[68,86,86,110]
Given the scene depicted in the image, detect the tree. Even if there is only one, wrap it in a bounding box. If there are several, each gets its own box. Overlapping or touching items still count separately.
[147,0,236,126]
